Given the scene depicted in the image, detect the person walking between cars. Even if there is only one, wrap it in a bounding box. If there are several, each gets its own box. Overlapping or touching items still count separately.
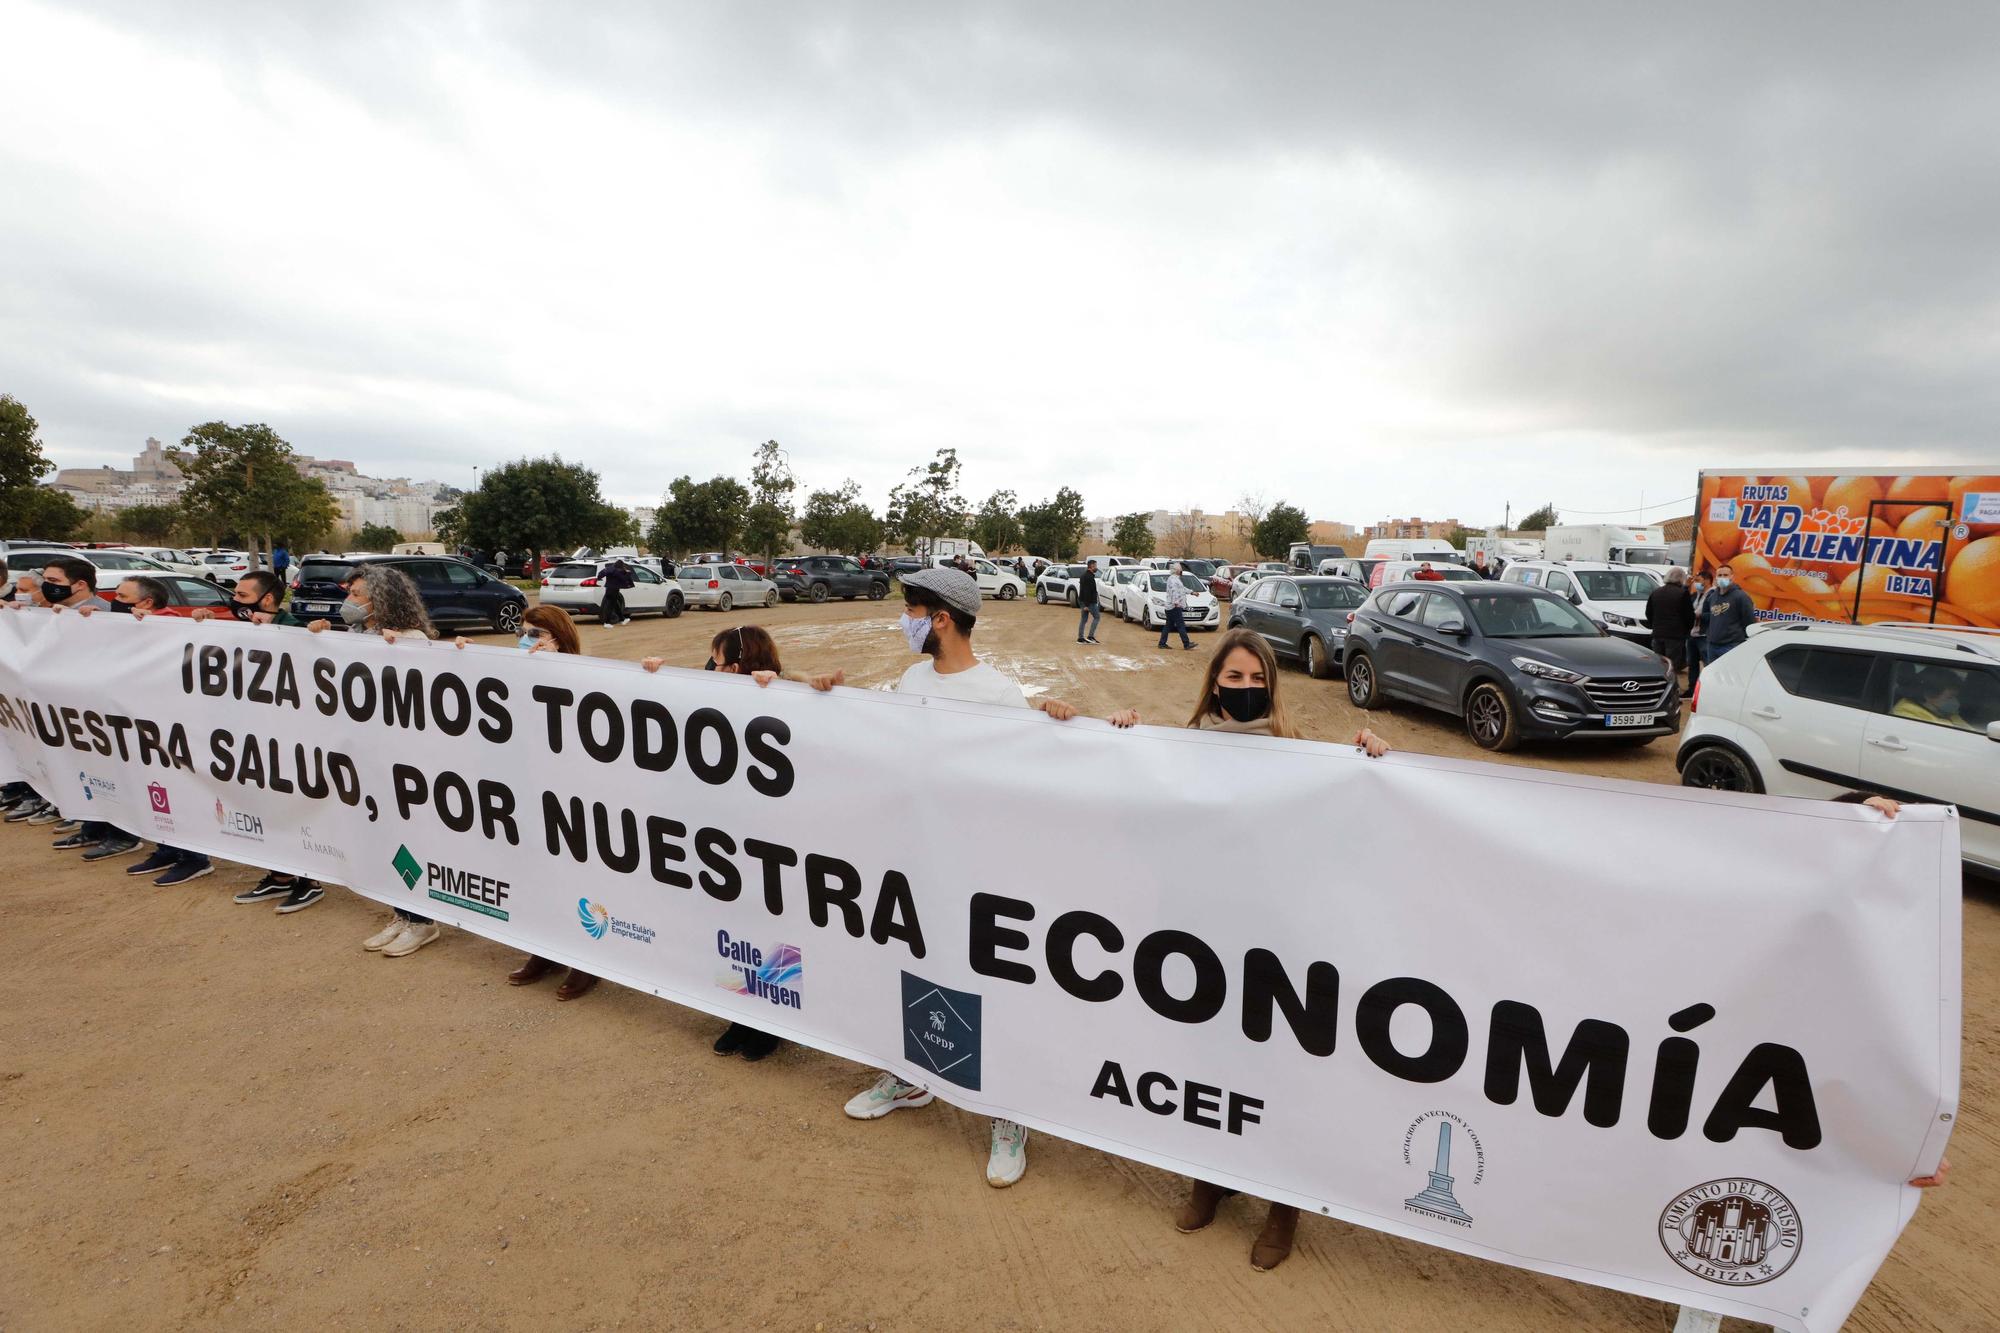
[600,558,635,627]
[1157,561,1193,650]
[1645,567,1695,676]
[1077,558,1102,644]
[1470,550,1497,579]
[1686,574,1710,690]
[1699,563,1757,664]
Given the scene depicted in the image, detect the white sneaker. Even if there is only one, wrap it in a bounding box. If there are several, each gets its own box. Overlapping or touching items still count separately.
[842,1072,934,1120]
[381,920,442,957]
[363,919,406,951]
[986,1118,1028,1188]
[1671,1309,1724,1333]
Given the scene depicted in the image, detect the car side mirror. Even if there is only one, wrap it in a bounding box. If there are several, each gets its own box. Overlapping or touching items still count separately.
[1989,720,2000,743]
[1279,597,1300,610]
[1567,590,1582,604]
[1439,619,1467,635]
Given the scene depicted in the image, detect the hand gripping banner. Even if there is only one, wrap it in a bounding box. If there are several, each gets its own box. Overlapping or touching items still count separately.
[0,609,1959,1331]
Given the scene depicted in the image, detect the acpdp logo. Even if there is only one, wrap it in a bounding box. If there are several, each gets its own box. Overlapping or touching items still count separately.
[578,899,610,939]
[392,845,423,889]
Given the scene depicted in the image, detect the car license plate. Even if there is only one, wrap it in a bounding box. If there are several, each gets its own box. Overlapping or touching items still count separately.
[299,602,336,615]
[1604,712,1656,727]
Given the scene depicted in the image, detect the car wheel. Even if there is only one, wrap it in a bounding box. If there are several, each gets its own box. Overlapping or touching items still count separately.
[765,589,778,608]
[1346,651,1380,708]
[1036,586,1048,604]
[1681,744,1760,792]
[495,601,524,634]
[718,592,733,612]
[868,581,887,600]
[665,592,683,619]
[810,582,829,603]
[1141,605,1154,628]
[1067,590,1078,607]
[1465,682,1520,752]
[999,584,1017,600]
[1305,635,1336,680]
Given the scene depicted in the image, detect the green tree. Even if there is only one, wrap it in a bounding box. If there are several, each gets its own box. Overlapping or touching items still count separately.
[884,448,967,556]
[13,486,87,541]
[356,522,403,551]
[0,394,60,534]
[1446,525,1479,550]
[1017,486,1087,560]
[741,440,797,571]
[1111,513,1156,558]
[649,475,750,556]
[172,421,339,564]
[1252,501,1310,558]
[115,502,183,542]
[449,456,631,572]
[1519,503,1559,531]
[799,480,883,554]
[970,489,1023,554]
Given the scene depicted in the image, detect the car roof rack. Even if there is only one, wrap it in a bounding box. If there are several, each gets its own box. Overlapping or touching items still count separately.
[1765,619,2000,663]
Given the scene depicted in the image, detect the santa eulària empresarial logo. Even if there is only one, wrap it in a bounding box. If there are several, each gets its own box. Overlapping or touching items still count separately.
[1658,1179,1802,1286]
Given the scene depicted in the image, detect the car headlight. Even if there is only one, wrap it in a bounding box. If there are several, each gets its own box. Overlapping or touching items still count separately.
[1512,655,1587,684]
[1602,612,1638,628]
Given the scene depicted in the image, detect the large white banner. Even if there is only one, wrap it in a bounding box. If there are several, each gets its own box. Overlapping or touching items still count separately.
[0,609,1959,1331]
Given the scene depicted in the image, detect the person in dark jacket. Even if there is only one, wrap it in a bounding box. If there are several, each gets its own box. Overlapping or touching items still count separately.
[1700,563,1758,662]
[1645,567,1695,674]
[601,559,635,627]
[1686,574,1710,689]
[1077,559,1101,644]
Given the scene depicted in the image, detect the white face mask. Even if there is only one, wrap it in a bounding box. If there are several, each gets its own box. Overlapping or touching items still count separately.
[1715,576,1733,590]
[898,612,932,653]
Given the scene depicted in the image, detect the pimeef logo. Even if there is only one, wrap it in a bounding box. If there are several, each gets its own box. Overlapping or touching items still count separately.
[392,845,422,889]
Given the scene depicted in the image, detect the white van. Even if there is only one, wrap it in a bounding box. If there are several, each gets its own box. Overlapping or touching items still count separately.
[391,542,446,556]
[1363,538,1460,564]
[928,538,988,562]
[1503,560,1662,645]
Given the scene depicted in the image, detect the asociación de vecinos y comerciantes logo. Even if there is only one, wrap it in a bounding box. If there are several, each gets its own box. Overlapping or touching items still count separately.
[578,898,655,944]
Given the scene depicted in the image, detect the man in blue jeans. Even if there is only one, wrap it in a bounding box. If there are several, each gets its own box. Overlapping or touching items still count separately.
[1076,559,1101,644]
[1157,562,1194,650]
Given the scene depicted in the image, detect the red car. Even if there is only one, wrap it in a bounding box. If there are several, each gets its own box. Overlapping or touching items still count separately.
[1209,564,1249,599]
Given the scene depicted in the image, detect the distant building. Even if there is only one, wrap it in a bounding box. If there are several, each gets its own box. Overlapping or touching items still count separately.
[1367,515,1462,541]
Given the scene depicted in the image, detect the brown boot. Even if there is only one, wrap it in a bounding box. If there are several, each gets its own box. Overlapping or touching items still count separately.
[1175,1179,1237,1233]
[508,955,556,986]
[1250,1202,1298,1271]
[555,969,599,1001]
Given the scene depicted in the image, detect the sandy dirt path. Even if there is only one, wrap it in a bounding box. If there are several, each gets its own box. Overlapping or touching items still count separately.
[2,594,1992,1331]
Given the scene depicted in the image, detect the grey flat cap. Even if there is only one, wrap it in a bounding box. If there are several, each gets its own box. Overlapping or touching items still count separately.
[902,565,982,619]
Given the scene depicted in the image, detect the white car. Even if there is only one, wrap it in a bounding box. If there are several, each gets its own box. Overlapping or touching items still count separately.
[933,557,1025,600]
[75,548,187,593]
[1502,561,1660,645]
[1036,562,1091,606]
[677,561,779,611]
[1101,565,1146,612]
[126,547,207,578]
[1117,570,1221,631]
[540,561,684,620]
[1229,568,1281,601]
[1677,622,2000,874]
[201,551,253,586]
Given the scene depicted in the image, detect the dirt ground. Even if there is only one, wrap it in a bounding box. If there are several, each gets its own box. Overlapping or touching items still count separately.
[2,594,1994,1331]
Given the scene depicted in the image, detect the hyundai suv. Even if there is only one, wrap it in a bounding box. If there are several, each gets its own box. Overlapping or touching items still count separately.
[1344,581,1680,750]
[291,554,527,633]
[773,555,889,603]
[1676,622,1999,874]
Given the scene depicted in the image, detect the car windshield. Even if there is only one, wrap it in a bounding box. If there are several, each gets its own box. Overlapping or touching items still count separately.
[1301,582,1364,610]
[1464,593,1600,638]
[299,560,356,585]
[1576,570,1657,601]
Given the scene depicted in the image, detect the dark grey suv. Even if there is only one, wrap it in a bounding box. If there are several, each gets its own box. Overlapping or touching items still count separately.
[1343,581,1679,751]
[1228,575,1367,679]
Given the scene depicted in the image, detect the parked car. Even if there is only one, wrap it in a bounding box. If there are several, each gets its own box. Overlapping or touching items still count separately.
[1229,576,1368,679]
[1102,564,1147,612]
[1036,562,1090,605]
[1287,543,1347,573]
[1318,557,1386,586]
[773,555,890,603]
[1369,560,1486,588]
[677,561,779,611]
[72,548,186,594]
[1115,570,1221,631]
[688,552,767,576]
[540,561,685,620]
[1344,580,1680,751]
[1229,568,1280,600]
[1675,622,2000,874]
[1208,563,1251,598]
[291,554,527,633]
[970,558,1026,600]
[1502,561,1662,645]
[152,574,236,609]
[884,555,927,578]
[201,551,252,586]
[127,547,208,578]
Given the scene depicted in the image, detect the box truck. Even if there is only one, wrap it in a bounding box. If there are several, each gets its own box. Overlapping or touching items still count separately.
[1544,525,1671,567]
[1693,469,2000,626]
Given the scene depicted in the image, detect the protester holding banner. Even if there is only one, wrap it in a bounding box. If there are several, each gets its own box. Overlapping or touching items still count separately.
[1174,625,1388,1269]
[191,570,304,626]
[459,607,603,997]
[15,556,111,613]
[809,566,1100,1187]
[708,624,791,1060]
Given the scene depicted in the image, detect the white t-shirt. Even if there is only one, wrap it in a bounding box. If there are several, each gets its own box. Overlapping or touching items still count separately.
[895,658,1029,709]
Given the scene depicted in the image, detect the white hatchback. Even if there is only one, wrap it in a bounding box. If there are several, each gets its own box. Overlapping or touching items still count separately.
[1677,622,2000,874]
[539,561,683,620]
[1117,570,1220,631]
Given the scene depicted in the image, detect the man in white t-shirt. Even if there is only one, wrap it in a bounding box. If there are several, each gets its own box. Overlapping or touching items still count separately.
[804,565,1115,1188]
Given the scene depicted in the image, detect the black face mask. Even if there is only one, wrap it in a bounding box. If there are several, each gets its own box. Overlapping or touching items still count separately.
[41,581,72,604]
[106,599,134,614]
[703,658,717,671]
[1216,685,1270,723]
[228,602,259,621]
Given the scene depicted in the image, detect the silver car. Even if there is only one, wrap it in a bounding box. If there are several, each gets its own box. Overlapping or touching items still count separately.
[677,561,779,611]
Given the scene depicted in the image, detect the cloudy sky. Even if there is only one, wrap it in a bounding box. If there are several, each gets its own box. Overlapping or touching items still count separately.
[3,2,1996,528]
